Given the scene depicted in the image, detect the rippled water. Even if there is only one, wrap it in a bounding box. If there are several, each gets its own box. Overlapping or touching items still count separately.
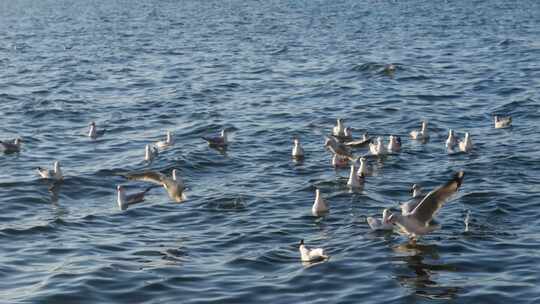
[1,0,540,303]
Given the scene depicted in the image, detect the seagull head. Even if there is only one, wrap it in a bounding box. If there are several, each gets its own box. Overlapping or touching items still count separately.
[344,127,352,137]
[293,137,300,145]
[382,208,391,222]
[362,132,369,141]
[14,138,22,145]
[299,239,305,247]
[387,213,398,225]
[337,118,343,125]
[117,185,124,192]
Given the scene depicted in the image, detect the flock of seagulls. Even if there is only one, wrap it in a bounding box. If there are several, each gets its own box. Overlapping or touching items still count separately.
[1,113,512,264]
[296,115,512,263]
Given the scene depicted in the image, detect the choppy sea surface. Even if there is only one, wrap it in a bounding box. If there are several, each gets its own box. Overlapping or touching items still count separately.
[1,0,540,303]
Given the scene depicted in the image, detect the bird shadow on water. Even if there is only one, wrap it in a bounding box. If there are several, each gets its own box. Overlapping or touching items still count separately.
[391,241,461,301]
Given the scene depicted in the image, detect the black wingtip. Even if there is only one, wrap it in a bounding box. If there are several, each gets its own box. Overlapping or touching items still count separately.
[299,239,304,246]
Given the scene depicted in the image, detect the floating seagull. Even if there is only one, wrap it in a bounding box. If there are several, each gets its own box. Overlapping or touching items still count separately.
[332,118,346,137]
[312,188,329,217]
[344,132,372,147]
[144,144,159,162]
[155,131,174,149]
[347,164,363,189]
[202,129,228,148]
[0,138,22,153]
[36,161,63,180]
[88,121,106,139]
[388,135,401,153]
[124,169,186,202]
[458,132,473,153]
[292,137,304,159]
[332,154,349,168]
[367,208,393,231]
[388,171,465,239]
[356,157,369,176]
[400,184,424,216]
[445,129,458,152]
[494,116,512,129]
[299,239,329,262]
[464,210,471,232]
[117,185,152,210]
[369,137,385,156]
[325,137,354,160]
[410,120,429,140]
[384,64,396,73]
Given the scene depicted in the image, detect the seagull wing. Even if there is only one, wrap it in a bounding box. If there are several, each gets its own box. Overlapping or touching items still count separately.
[411,171,465,225]
[124,171,167,185]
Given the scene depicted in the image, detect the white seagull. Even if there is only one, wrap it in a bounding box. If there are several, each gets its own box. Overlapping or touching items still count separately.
[0,138,22,153]
[117,185,152,211]
[36,161,63,180]
[494,116,512,129]
[88,121,106,139]
[410,120,429,140]
[124,169,186,202]
[458,132,473,153]
[400,184,424,216]
[445,129,458,152]
[332,118,346,137]
[356,157,369,176]
[387,135,401,153]
[202,129,228,148]
[312,188,329,217]
[369,137,385,156]
[292,137,304,159]
[347,164,363,189]
[299,239,329,262]
[388,171,465,239]
[155,131,174,149]
[145,144,159,162]
[367,208,393,231]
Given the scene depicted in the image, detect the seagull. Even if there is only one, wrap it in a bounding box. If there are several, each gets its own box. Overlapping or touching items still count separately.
[494,116,512,129]
[356,157,369,176]
[332,154,349,168]
[458,132,473,153]
[155,131,174,149]
[410,120,429,140]
[347,164,363,189]
[0,138,22,153]
[312,188,329,217]
[117,185,153,210]
[325,137,354,160]
[123,169,186,202]
[299,239,329,262]
[202,129,228,148]
[388,171,465,239]
[344,132,372,147]
[145,144,159,162]
[445,129,458,152]
[388,135,401,153]
[292,137,304,159]
[36,161,63,180]
[400,184,424,216]
[88,121,106,139]
[332,118,346,137]
[369,137,385,156]
[367,208,393,231]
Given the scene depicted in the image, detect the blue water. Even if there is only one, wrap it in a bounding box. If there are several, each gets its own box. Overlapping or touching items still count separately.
[1,0,540,303]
